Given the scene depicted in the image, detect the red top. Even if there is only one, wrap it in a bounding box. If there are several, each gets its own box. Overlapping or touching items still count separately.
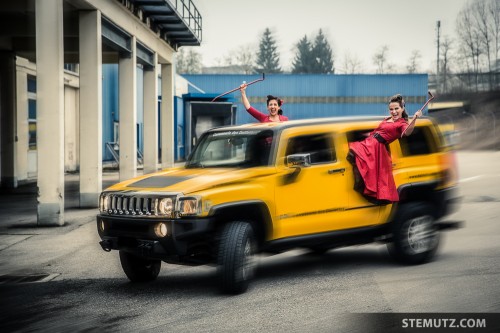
[371,118,408,142]
[348,118,409,203]
[246,106,289,123]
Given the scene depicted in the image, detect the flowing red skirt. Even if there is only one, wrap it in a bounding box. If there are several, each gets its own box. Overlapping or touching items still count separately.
[349,137,399,202]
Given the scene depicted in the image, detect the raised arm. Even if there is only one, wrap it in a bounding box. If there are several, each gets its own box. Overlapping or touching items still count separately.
[402,109,423,137]
[240,83,251,110]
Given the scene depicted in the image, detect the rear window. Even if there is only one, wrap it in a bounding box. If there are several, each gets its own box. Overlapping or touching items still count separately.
[399,126,438,156]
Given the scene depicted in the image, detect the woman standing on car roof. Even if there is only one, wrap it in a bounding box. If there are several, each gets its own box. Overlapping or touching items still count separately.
[239,83,288,122]
[348,94,422,204]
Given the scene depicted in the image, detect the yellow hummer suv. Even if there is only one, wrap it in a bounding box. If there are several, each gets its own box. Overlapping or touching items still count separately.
[97,116,460,294]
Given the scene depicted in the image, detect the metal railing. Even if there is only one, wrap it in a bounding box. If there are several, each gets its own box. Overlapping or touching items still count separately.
[105,142,144,166]
[167,0,202,42]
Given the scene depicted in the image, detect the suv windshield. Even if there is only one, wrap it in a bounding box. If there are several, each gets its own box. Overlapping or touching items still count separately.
[186,129,274,168]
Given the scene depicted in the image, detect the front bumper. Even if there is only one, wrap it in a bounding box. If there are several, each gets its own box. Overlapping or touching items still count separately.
[435,186,462,218]
[96,214,216,262]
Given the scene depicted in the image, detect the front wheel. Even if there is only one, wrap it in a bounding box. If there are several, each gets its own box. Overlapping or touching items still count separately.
[388,203,440,265]
[119,250,161,282]
[217,222,256,294]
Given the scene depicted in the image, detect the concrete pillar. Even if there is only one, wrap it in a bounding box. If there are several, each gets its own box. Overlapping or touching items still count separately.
[35,0,65,226]
[161,63,174,168]
[0,52,17,188]
[79,10,102,207]
[143,54,159,174]
[15,57,30,183]
[118,36,137,181]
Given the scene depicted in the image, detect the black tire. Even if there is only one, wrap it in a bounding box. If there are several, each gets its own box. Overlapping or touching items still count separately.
[388,203,440,265]
[217,222,256,294]
[119,250,161,282]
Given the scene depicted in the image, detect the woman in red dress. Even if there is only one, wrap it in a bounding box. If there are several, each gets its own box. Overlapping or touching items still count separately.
[348,94,422,204]
[239,83,288,122]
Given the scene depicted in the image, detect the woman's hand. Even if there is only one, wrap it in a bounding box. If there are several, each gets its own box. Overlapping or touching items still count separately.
[240,83,251,110]
[414,109,422,119]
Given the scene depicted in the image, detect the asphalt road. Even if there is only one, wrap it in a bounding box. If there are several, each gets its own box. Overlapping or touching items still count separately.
[0,151,499,332]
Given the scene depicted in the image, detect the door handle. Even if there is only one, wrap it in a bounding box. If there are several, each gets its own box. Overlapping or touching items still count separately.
[328,168,345,174]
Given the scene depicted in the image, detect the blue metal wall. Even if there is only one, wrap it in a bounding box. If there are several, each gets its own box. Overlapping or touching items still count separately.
[182,74,428,124]
[102,64,146,162]
[174,96,184,161]
[101,72,428,162]
[102,64,118,162]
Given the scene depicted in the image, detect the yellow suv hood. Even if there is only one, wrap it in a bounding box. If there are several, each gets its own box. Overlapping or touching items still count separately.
[105,167,275,194]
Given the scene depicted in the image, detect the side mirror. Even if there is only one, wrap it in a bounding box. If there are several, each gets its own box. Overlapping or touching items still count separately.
[286,153,311,168]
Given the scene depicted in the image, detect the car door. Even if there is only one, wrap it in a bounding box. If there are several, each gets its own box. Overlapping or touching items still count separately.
[273,128,351,239]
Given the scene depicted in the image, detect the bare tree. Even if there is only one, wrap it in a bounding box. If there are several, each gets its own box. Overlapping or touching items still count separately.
[441,36,453,92]
[372,45,389,73]
[471,0,494,88]
[488,0,500,78]
[406,50,421,73]
[456,4,483,90]
[176,48,202,74]
[235,45,256,74]
[340,50,364,74]
[215,45,256,74]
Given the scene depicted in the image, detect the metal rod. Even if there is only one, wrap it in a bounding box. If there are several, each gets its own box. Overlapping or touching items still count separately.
[211,73,265,102]
[402,91,435,137]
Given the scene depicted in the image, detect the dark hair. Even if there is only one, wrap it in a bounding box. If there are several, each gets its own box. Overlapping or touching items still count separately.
[267,95,284,115]
[389,94,409,121]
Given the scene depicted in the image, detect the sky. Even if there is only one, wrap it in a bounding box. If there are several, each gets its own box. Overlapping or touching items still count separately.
[190,0,471,73]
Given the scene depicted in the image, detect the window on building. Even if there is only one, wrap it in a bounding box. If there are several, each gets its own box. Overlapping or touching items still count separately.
[28,76,37,151]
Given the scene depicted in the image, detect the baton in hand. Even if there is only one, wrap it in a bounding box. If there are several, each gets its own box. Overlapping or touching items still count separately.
[211,73,266,102]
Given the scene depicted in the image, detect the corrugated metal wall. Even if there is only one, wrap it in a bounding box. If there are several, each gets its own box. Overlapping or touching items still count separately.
[182,74,428,124]
[102,64,147,162]
[102,64,118,162]
[101,72,428,162]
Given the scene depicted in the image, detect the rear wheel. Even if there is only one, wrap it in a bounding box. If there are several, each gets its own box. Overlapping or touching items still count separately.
[217,222,256,294]
[388,203,440,264]
[119,250,161,282]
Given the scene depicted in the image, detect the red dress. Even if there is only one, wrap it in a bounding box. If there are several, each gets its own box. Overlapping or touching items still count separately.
[349,118,408,202]
[246,106,289,122]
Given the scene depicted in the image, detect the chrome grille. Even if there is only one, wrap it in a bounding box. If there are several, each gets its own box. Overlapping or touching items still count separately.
[104,194,158,216]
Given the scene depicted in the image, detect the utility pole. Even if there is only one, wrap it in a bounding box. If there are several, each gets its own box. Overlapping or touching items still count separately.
[436,20,441,91]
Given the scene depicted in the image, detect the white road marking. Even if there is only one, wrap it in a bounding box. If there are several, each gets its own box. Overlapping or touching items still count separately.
[459,176,482,183]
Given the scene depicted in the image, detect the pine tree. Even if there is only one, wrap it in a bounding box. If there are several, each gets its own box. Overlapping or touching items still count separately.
[311,29,334,74]
[291,35,313,73]
[255,28,282,73]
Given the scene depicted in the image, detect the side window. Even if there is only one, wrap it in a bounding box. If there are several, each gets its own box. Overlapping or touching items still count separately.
[399,127,436,156]
[347,129,371,143]
[286,134,336,164]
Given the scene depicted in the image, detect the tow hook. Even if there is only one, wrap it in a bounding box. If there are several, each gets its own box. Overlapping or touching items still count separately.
[99,239,113,252]
[138,241,154,256]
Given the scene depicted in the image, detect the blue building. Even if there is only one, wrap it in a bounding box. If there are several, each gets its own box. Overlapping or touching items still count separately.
[183,74,428,123]
[102,71,428,162]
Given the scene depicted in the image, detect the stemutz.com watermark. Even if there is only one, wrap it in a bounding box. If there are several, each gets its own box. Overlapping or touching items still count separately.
[402,317,486,329]
[348,313,500,332]
[398,313,500,332]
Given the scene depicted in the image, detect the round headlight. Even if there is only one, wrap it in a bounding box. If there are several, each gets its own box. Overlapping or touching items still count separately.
[158,198,173,216]
[154,222,168,238]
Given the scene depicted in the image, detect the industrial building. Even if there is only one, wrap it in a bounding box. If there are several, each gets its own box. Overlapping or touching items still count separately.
[0,0,202,225]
